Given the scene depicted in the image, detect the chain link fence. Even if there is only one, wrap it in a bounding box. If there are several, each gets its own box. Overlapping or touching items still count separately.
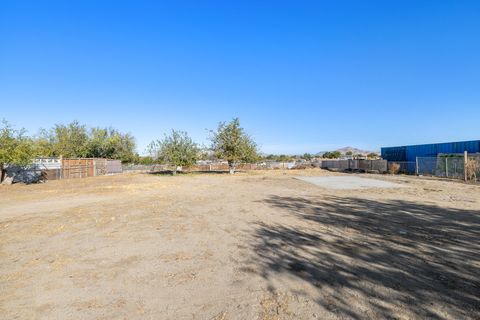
[388,154,480,182]
[416,156,465,179]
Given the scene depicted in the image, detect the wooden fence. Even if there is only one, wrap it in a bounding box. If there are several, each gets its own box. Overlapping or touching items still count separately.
[61,158,107,179]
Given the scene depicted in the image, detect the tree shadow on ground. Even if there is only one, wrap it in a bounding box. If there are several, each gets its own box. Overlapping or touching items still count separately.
[248,195,480,319]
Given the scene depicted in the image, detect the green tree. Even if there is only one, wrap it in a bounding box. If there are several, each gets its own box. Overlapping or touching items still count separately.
[148,130,199,174]
[303,153,313,161]
[277,154,293,162]
[345,150,353,156]
[210,118,258,174]
[0,121,35,182]
[322,151,341,159]
[87,127,136,162]
[33,128,56,157]
[31,122,137,162]
[367,152,379,159]
[52,121,89,157]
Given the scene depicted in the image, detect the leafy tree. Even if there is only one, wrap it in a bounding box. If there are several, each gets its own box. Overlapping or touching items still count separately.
[33,128,56,157]
[345,150,353,156]
[210,118,258,174]
[261,154,295,162]
[322,151,342,159]
[197,148,217,161]
[148,130,199,174]
[0,121,35,182]
[31,122,136,162]
[303,153,313,161]
[87,127,136,162]
[367,152,379,159]
[51,121,89,157]
[277,154,293,162]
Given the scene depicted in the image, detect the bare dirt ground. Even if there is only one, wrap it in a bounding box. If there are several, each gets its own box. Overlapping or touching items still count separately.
[1,169,479,319]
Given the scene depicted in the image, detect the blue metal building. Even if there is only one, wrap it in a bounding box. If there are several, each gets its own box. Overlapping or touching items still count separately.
[381,140,480,162]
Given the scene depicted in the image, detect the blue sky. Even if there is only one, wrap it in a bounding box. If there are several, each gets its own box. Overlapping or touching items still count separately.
[1,1,479,154]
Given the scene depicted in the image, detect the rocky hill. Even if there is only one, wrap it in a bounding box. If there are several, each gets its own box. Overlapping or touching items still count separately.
[335,146,378,155]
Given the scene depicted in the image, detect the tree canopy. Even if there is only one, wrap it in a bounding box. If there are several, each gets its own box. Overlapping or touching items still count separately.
[210,118,258,173]
[0,121,35,181]
[322,151,342,159]
[302,153,313,161]
[32,121,137,162]
[148,130,199,174]
[87,127,136,162]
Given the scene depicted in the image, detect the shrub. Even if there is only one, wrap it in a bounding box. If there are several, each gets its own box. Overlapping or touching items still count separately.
[466,159,479,181]
[388,162,400,174]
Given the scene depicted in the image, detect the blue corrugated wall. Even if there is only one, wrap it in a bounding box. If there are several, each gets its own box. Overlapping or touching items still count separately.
[381,140,480,162]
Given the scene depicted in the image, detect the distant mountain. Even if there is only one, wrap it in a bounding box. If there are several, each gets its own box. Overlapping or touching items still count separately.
[335,146,378,155]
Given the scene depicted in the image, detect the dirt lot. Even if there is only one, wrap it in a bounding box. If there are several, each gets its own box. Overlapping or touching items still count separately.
[1,169,479,319]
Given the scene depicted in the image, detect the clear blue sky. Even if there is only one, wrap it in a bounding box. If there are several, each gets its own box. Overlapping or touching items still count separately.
[1,1,479,154]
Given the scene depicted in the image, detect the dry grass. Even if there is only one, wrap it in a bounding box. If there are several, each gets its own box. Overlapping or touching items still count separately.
[388,162,401,174]
[1,170,479,319]
[466,159,479,181]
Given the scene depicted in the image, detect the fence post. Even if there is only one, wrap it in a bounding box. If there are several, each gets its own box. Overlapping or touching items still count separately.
[445,157,448,178]
[464,151,468,182]
[415,157,419,175]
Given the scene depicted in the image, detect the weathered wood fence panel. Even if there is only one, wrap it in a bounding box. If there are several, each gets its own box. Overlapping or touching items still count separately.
[61,158,107,179]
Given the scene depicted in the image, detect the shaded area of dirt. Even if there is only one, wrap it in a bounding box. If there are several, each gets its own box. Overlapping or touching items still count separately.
[249,195,480,319]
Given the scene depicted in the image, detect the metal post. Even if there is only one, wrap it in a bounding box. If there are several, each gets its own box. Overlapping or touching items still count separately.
[445,157,448,178]
[464,151,468,182]
[415,157,419,175]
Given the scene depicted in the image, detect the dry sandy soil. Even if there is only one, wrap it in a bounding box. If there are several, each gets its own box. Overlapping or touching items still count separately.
[1,169,479,319]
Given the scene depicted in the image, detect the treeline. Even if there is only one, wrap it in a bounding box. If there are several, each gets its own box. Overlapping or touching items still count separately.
[262,151,379,161]
[148,118,258,174]
[1,118,259,170]
[1,120,137,168]
[1,117,380,181]
[1,118,259,179]
[262,153,315,161]
[34,121,137,162]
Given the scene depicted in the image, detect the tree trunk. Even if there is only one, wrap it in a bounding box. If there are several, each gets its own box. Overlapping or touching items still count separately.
[0,164,4,183]
[228,161,235,174]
